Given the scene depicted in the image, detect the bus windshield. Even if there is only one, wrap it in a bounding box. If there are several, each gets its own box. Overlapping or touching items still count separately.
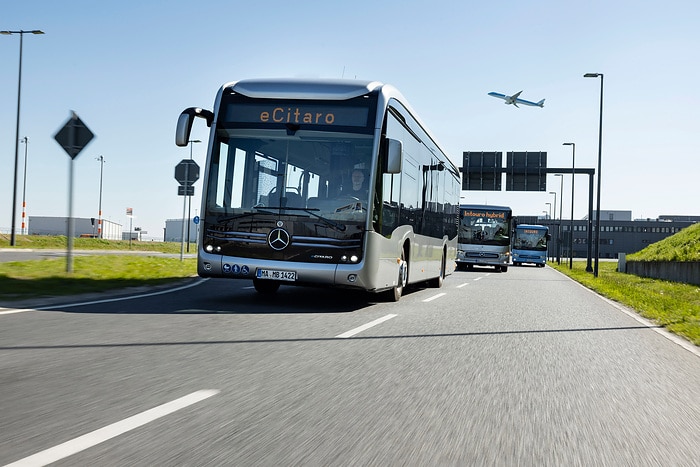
[207,127,374,222]
[459,208,511,246]
[513,227,548,251]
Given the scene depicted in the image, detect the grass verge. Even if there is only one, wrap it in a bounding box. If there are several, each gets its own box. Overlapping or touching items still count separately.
[0,234,183,253]
[550,261,700,346]
[0,255,196,302]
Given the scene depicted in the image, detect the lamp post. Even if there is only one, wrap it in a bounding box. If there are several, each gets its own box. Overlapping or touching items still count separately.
[549,191,557,222]
[554,173,564,264]
[186,139,201,252]
[549,190,557,262]
[563,142,575,269]
[584,72,604,277]
[20,136,29,235]
[545,202,552,261]
[96,156,105,238]
[1,29,44,246]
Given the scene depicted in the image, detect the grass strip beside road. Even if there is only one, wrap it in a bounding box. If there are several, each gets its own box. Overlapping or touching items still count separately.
[0,255,197,302]
[1,235,183,253]
[551,261,700,346]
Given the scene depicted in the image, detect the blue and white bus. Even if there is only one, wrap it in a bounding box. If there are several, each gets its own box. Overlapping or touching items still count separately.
[176,78,460,300]
[456,205,512,272]
[512,224,550,267]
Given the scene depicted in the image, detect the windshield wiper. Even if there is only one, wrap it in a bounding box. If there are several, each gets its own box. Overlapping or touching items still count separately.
[303,208,347,232]
[216,207,273,223]
[218,206,346,232]
[271,207,347,231]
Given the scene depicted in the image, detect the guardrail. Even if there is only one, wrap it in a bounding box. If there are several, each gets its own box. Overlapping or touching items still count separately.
[619,254,700,286]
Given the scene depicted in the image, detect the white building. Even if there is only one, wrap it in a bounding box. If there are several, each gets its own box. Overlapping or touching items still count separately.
[29,216,122,240]
[164,218,198,243]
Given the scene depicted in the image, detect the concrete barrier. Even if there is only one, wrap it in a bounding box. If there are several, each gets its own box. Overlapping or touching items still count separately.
[624,260,700,286]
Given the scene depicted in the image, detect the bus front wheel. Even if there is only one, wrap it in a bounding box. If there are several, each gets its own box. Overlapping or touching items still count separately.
[387,250,408,302]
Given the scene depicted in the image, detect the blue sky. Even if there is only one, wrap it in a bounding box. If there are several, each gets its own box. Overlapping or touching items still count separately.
[2,0,699,239]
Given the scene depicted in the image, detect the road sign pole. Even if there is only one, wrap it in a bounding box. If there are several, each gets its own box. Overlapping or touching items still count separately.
[54,111,95,273]
[180,163,189,261]
[66,120,75,273]
[67,158,75,272]
[180,185,187,262]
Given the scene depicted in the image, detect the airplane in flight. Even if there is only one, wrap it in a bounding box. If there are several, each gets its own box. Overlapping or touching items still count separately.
[488,91,545,108]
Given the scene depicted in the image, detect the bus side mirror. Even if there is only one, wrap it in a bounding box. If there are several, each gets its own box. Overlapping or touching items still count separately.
[175,107,214,147]
[385,138,402,174]
[546,233,552,240]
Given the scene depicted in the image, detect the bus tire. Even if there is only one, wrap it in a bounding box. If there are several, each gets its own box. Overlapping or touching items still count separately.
[253,279,280,294]
[387,248,408,302]
[501,266,508,272]
[430,250,446,288]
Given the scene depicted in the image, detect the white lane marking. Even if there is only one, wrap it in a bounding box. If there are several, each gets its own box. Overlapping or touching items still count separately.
[336,314,397,338]
[423,293,446,302]
[473,276,483,281]
[0,279,207,315]
[456,283,469,288]
[3,390,220,467]
[0,308,34,315]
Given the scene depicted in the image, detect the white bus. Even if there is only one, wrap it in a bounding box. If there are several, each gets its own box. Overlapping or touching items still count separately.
[456,204,513,272]
[176,78,460,300]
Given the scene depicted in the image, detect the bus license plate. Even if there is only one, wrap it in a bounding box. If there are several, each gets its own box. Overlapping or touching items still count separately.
[256,269,297,281]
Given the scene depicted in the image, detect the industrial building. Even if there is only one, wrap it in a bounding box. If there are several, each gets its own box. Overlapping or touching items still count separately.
[28,216,122,240]
[516,211,700,260]
[164,218,199,243]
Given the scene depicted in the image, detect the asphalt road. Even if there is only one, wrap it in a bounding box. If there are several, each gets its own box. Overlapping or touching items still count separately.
[1,266,699,466]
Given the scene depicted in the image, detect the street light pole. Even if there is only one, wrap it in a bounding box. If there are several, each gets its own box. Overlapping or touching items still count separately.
[96,155,105,238]
[545,202,552,261]
[563,142,575,269]
[585,73,604,277]
[549,191,557,222]
[20,137,29,235]
[554,174,564,264]
[1,29,44,246]
[549,190,557,262]
[186,139,201,252]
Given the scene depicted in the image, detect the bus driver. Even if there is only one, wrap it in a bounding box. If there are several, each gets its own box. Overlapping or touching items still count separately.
[348,169,368,197]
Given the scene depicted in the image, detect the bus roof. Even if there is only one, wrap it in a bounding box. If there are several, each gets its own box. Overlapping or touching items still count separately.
[217,77,459,177]
[225,78,385,100]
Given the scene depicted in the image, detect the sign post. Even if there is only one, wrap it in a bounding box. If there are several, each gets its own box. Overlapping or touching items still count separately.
[126,207,134,248]
[53,111,95,272]
[174,159,199,261]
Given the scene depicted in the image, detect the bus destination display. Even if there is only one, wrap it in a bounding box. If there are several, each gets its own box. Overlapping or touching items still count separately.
[226,104,370,127]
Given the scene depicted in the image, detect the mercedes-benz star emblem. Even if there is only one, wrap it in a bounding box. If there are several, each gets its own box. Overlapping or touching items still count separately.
[268,228,291,251]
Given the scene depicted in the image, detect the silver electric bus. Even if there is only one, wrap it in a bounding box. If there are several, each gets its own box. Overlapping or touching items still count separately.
[176,78,460,300]
[456,204,513,272]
